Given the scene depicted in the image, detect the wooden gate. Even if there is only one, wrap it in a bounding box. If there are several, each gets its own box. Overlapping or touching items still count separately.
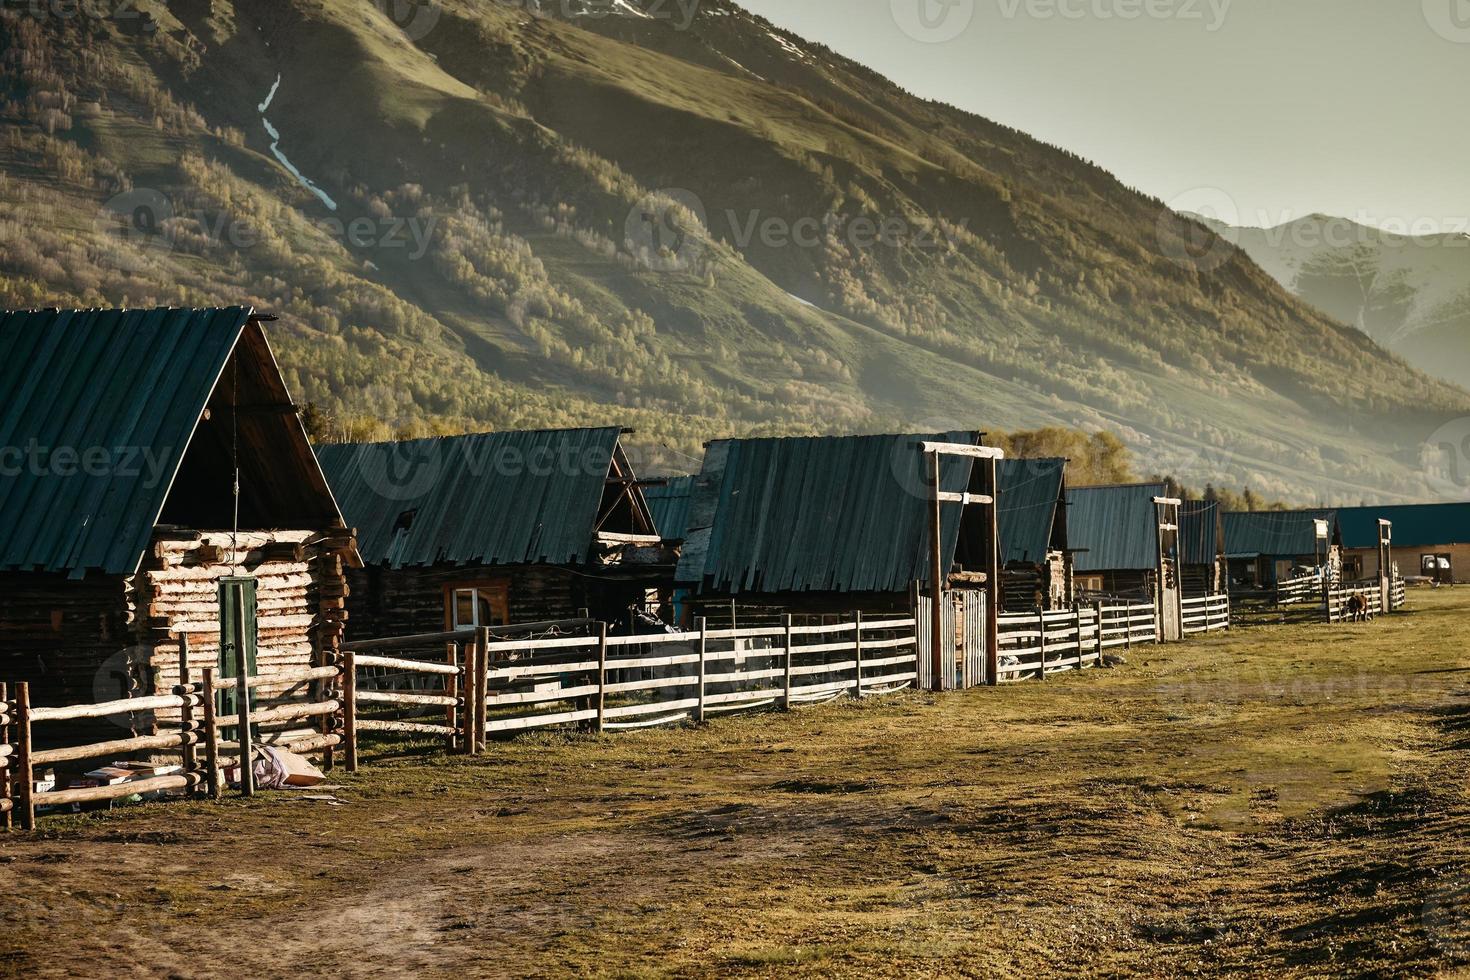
[1154,498,1184,642]
[916,589,986,689]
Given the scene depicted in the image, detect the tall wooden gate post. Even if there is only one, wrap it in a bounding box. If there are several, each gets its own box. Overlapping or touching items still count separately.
[1378,519,1393,612]
[920,440,1004,690]
[1153,497,1184,643]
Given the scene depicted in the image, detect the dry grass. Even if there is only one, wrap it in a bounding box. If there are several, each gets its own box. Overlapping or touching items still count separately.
[5,590,1470,977]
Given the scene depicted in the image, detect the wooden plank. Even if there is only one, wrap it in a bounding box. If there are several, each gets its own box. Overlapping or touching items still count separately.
[352,655,462,677]
[596,623,608,735]
[32,732,198,766]
[853,611,864,699]
[29,693,194,723]
[343,651,358,773]
[200,667,221,799]
[783,615,795,710]
[35,772,201,807]
[485,708,598,733]
[696,617,708,723]
[356,720,457,736]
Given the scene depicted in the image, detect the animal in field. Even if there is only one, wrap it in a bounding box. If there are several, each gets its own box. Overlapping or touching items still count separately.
[1345,593,1371,623]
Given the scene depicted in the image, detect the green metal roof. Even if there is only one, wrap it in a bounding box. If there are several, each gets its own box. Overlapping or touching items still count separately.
[1335,502,1470,549]
[317,428,628,569]
[998,457,1066,565]
[1222,509,1339,558]
[645,475,694,541]
[0,307,253,577]
[1180,500,1221,566]
[1066,483,1168,573]
[676,432,980,595]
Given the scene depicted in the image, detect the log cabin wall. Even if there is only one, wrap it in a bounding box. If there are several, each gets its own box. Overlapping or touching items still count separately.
[0,571,132,716]
[137,528,351,743]
[343,563,657,641]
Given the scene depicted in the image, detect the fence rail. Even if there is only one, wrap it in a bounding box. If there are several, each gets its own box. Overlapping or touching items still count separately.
[1181,594,1231,635]
[1327,584,1384,623]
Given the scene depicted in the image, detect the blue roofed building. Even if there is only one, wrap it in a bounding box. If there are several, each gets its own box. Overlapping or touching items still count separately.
[1335,502,1470,584]
[997,457,1071,611]
[316,427,668,638]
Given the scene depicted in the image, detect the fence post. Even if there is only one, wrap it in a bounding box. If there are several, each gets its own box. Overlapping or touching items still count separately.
[1074,606,1084,669]
[1036,610,1047,681]
[0,682,11,831]
[694,616,708,724]
[782,614,794,710]
[459,640,476,756]
[445,641,459,751]
[1093,601,1104,666]
[852,610,864,699]
[1125,605,1133,654]
[596,623,609,734]
[235,672,255,798]
[200,667,221,799]
[342,651,358,773]
[177,636,197,780]
[15,682,33,831]
[475,627,490,754]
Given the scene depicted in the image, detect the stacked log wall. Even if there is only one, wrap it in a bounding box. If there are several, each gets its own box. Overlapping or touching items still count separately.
[343,564,584,641]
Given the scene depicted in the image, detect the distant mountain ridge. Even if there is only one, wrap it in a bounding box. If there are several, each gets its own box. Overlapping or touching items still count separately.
[1194,213,1470,392]
[0,0,1465,503]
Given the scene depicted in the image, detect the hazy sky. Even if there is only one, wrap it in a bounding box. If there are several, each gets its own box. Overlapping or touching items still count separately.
[737,0,1469,233]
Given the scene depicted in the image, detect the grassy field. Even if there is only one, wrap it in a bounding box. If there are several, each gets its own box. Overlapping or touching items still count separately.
[5,590,1470,977]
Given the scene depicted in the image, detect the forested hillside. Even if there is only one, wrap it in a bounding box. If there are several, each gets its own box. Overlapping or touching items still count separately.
[0,0,1464,500]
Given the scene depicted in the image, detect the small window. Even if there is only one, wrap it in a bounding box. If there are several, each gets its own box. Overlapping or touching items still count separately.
[446,582,510,630]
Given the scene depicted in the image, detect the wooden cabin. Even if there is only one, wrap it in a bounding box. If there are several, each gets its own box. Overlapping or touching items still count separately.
[316,427,668,639]
[1180,499,1226,596]
[1065,482,1169,598]
[674,432,996,626]
[1222,509,1342,590]
[1337,502,1470,584]
[0,307,358,741]
[997,457,1072,612]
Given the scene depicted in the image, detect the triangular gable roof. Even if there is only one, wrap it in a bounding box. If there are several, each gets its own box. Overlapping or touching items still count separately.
[318,427,649,569]
[998,457,1066,565]
[1066,482,1168,573]
[675,432,980,595]
[1222,509,1340,558]
[1335,502,1470,549]
[0,307,350,577]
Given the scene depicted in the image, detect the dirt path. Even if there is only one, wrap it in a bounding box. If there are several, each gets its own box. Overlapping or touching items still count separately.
[5,591,1470,977]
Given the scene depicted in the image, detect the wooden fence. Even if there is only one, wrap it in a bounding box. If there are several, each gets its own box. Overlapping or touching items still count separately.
[994,600,1177,681]
[1181,594,1231,635]
[1326,584,1385,623]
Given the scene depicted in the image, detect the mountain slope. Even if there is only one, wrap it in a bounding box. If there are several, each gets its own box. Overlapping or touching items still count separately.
[1196,213,1470,393]
[0,0,1465,501]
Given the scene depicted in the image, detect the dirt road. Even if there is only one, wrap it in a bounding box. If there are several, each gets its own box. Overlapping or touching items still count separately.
[5,590,1470,977]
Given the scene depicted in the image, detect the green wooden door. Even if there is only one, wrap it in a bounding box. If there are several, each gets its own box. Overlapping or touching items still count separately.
[218,576,258,722]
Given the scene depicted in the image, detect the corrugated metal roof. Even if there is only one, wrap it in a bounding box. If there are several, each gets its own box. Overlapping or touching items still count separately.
[1222,509,1339,558]
[676,432,980,595]
[1180,500,1220,566]
[998,457,1065,565]
[0,307,253,577]
[645,475,694,540]
[1066,483,1168,572]
[317,428,626,568]
[1335,502,1470,550]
